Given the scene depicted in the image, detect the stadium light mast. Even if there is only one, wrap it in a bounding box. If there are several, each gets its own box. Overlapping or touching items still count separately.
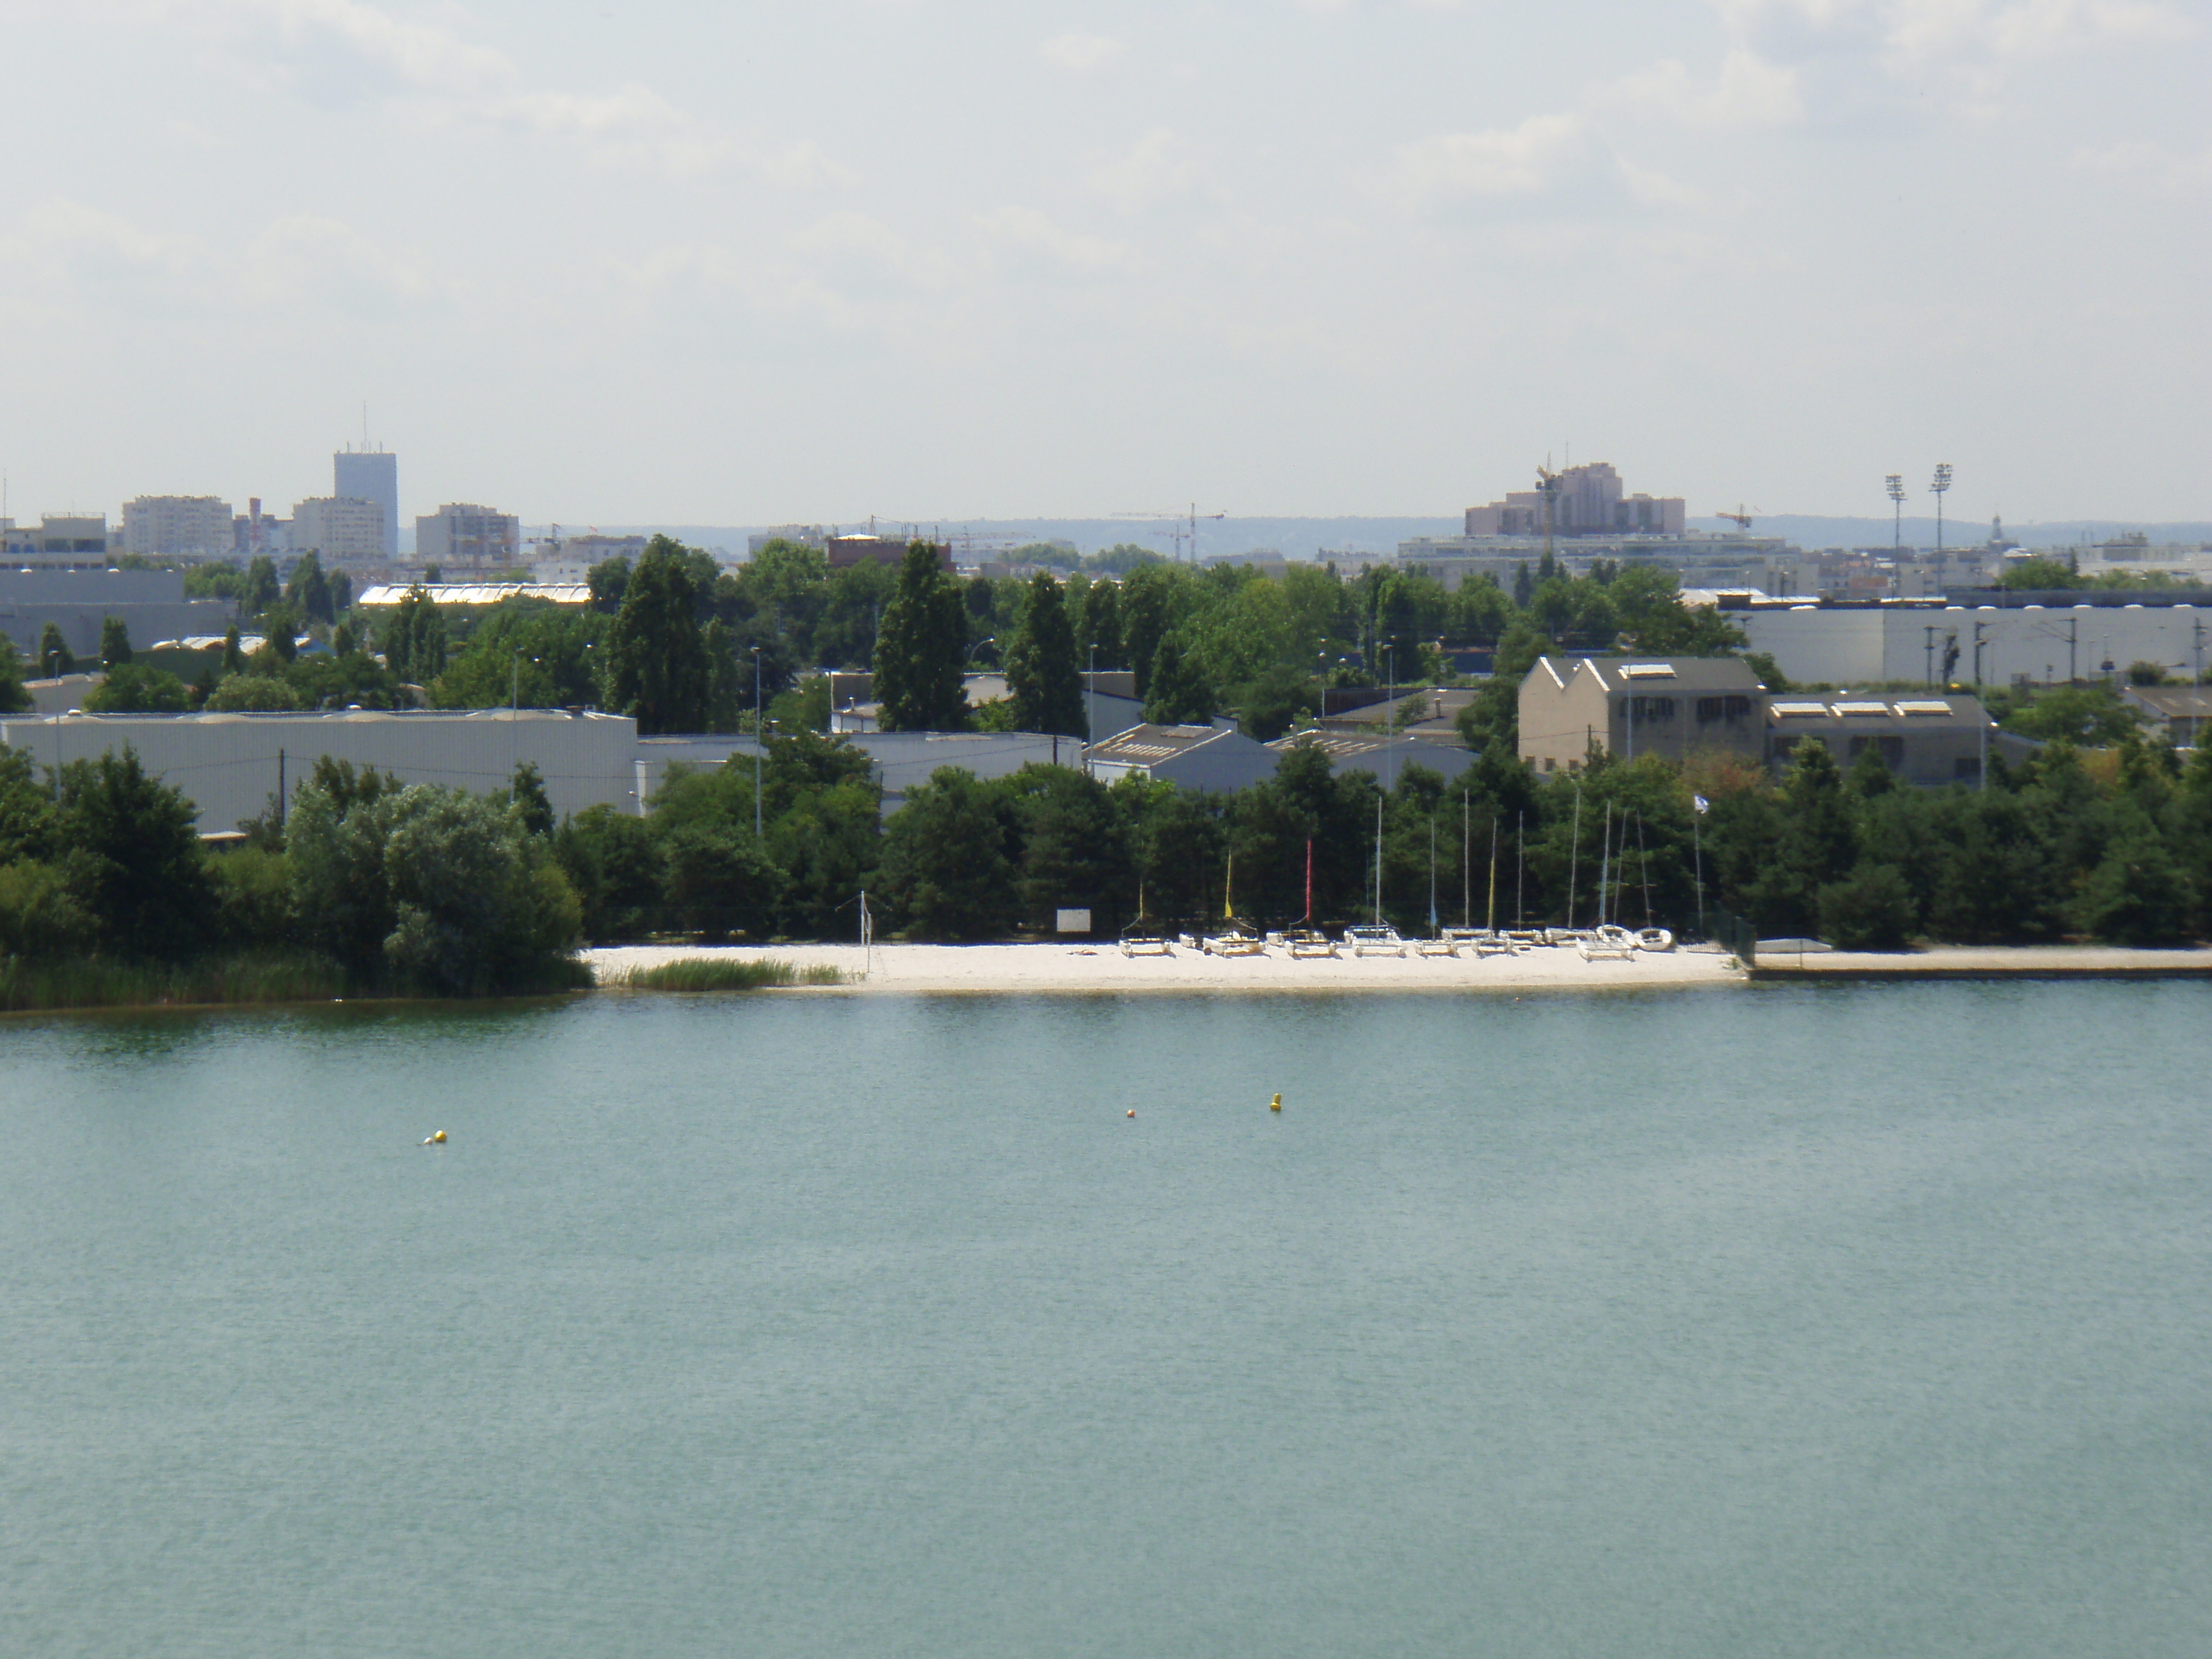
[1885,475,1906,551]
[1930,464,1954,554]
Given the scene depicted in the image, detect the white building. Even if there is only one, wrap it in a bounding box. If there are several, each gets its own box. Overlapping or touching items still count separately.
[1737,598,2212,689]
[333,449,399,557]
[291,497,387,562]
[122,495,235,558]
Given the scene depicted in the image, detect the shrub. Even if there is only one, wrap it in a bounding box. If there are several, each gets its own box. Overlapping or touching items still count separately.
[1816,861,1917,950]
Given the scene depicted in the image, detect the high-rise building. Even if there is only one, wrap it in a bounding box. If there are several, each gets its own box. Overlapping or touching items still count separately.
[417,503,521,572]
[1464,463,1686,539]
[334,447,398,557]
[122,495,235,557]
[292,496,387,562]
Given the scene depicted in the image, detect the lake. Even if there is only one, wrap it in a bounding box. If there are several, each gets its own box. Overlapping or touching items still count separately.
[3,983,2207,1656]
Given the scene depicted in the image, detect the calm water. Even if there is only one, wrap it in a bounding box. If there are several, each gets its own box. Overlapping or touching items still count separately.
[3,982,2208,1657]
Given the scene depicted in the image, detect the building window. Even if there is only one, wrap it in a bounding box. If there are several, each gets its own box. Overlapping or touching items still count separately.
[1954,755,1981,781]
[1694,694,1753,724]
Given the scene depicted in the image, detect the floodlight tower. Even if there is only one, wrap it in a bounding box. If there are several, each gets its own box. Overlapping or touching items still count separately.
[1885,475,1906,551]
[1930,463,1953,554]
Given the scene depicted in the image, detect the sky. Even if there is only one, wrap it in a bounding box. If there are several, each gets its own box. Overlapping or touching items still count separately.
[1,0,2206,531]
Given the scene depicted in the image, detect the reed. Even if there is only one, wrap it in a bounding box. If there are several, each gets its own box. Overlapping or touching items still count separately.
[618,957,847,992]
[0,952,347,1013]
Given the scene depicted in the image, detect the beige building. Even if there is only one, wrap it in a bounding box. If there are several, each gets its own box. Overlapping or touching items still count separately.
[122,495,235,557]
[1767,696,2008,787]
[1519,655,1768,774]
[418,503,522,571]
[291,496,387,562]
[1467,462,1686,539]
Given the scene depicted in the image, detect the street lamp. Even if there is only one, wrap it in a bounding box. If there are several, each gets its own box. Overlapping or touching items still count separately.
[1886,475,1906,552]
[751,645,763,839]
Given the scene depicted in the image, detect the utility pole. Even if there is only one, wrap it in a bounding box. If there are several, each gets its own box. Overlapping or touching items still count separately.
[751,645,763,839]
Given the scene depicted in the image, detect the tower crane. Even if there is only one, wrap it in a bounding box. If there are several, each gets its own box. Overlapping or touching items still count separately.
[1716,504,1756,532]
[1112,503,1227,565]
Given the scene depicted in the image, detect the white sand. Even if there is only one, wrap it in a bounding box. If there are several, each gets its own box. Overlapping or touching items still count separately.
[585,940,1747,995]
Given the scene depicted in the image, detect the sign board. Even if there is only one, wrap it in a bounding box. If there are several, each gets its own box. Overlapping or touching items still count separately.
[1055,909,1092,935]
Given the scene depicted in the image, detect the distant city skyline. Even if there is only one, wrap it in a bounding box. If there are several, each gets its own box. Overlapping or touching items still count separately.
[2,2,2206,523]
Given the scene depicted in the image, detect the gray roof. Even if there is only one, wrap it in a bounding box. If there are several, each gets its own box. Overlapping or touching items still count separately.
[2124,685,2212,720]
[1529,655,1766,693]
[1766,695,1990,728]
[1087,723,1249,763]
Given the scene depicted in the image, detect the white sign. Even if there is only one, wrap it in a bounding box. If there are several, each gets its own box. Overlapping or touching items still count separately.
[1056,909,1092,934]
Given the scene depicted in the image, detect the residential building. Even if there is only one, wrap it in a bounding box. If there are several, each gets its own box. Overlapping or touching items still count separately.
[122,495,235,558]
[334,449,399,557]
[1518,655,1769,775]
[826,534,951,571]
[416,503,521,572]
[1084,721,1280,793]
[290,496,387,562]
[2,514,111,565]
[231,498,289,558]
[1464,463,1686,539]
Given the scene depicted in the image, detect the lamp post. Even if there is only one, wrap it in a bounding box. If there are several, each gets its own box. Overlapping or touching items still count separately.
[751,645,763,839]
[1886,475,1906,553]
[1087,643,1097,765]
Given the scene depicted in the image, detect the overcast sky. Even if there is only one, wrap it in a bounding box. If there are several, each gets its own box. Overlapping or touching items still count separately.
[2,0,2206,531]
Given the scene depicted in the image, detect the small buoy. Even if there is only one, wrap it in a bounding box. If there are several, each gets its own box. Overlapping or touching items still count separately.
[423,1130,446,1145]
[1269,1093,1282,1112]
[1127,1109,1136,1118]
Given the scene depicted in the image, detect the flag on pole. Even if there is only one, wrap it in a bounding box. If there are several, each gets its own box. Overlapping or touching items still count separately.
[1693,793,1709,814]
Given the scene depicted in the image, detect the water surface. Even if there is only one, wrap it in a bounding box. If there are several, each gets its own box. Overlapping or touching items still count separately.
[3,984,2207,1656]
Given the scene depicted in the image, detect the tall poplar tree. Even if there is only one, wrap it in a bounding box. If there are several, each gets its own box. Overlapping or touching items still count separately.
[874,541,968,731]
[1004,572,1086,737]
[606,536,710,734]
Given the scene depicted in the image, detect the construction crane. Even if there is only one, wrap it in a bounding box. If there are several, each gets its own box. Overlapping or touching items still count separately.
[1715,504,1756,532]
[1112,503,1227,565]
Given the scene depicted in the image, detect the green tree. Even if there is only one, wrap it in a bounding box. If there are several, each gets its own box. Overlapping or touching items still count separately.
[2074,812,2192,944]
[1456,622,1548,755]
[0,860,93,960]
[204,675,305,711]
[381,586,448,685]
[878,767,1017,938]
[588,554,631,613]
[1817,862,1917,949]
[84,664,189,713]
[0,636,32,713]
[1004,572,1087,737]
[431,601,608,710]
[661,823,783,941]
[98,616,134,668]
[1998,557,2082,590]
[606,536,710,734]
[284,552,334,624]
[1119,564,1184,699]
[2000,682,2141,745]
[510,762,555,838]
[37,621,75,677]
[553,805,665,942]
[56,745,215,960]
[999,764,1133,930]
[1143,631,1218,724]
[1076,576,1123,668]
[242,554,281,617]
[874,542,969,731]
[0,743,58,863]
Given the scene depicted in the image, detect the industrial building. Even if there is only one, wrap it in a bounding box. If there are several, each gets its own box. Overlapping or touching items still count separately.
[333,448,400,557]
[2,514,111,566]
[636,730,1069,815]
[1265,729,1475,789]
[0,568,235,662]
[0,709,641,832]
[121,496,235,558]
[291,496,387,563]
[1519,656,1770,774]
[418,504,521,572]
[2123,685,2212,747]
[1732,593,2211,690]
[1084,722,1280,793]
[1766,696,2015,787]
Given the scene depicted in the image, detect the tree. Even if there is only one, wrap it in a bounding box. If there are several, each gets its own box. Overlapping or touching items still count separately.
[605,536,710,734]
[588,555,631,613]
[999,764,1132,929]
[874,541,969,731]
[1143,631,1218,724]
[660,823,783,941]
[1457,623,1548,755]
[381,587,447,685]
[1076,576,1123,668]
[1004,572,1087,737]
[98,616,133,668]
[242,554,281,617]
[1817,863,1917,950]
[84,665,189,714]
[878,767,1017,938]
[204,675,305,711]
[37,621,75,678]
[0,636,31,713]
[553,805,665,942]
[56,745,215,960]
[1119,564,1182,699]
[0,742,58,863]
[284,552,335,624]
[2074,814,2192,944]
[1998,557,2082,591]
[430,600,608,710]
[510,762,555,838]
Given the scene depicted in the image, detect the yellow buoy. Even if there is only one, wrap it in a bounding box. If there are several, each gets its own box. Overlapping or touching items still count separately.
[423,1129,446,1145]
[1127,1109,1136,1118]
[1269,1093,1282,1112]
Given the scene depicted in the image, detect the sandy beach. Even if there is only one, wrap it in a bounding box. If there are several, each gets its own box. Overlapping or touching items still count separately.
[585,939,1748,994]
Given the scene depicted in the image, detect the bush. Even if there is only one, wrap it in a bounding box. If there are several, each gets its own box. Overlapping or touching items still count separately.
[0,861,94,959]
[84,664,189,714]
[1816,861,1917,950]
[204,675,305,711]
[617,958,845,991]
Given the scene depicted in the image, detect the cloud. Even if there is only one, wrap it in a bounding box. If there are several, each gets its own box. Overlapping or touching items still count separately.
[1608,48,1804,128]
[2074,140,2212,195]
[1712,0,2194,63]
[1087,128,1205,213]
[1391,113,1586,202]
[1040,32,1124,71]
[976,207,1130,272]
